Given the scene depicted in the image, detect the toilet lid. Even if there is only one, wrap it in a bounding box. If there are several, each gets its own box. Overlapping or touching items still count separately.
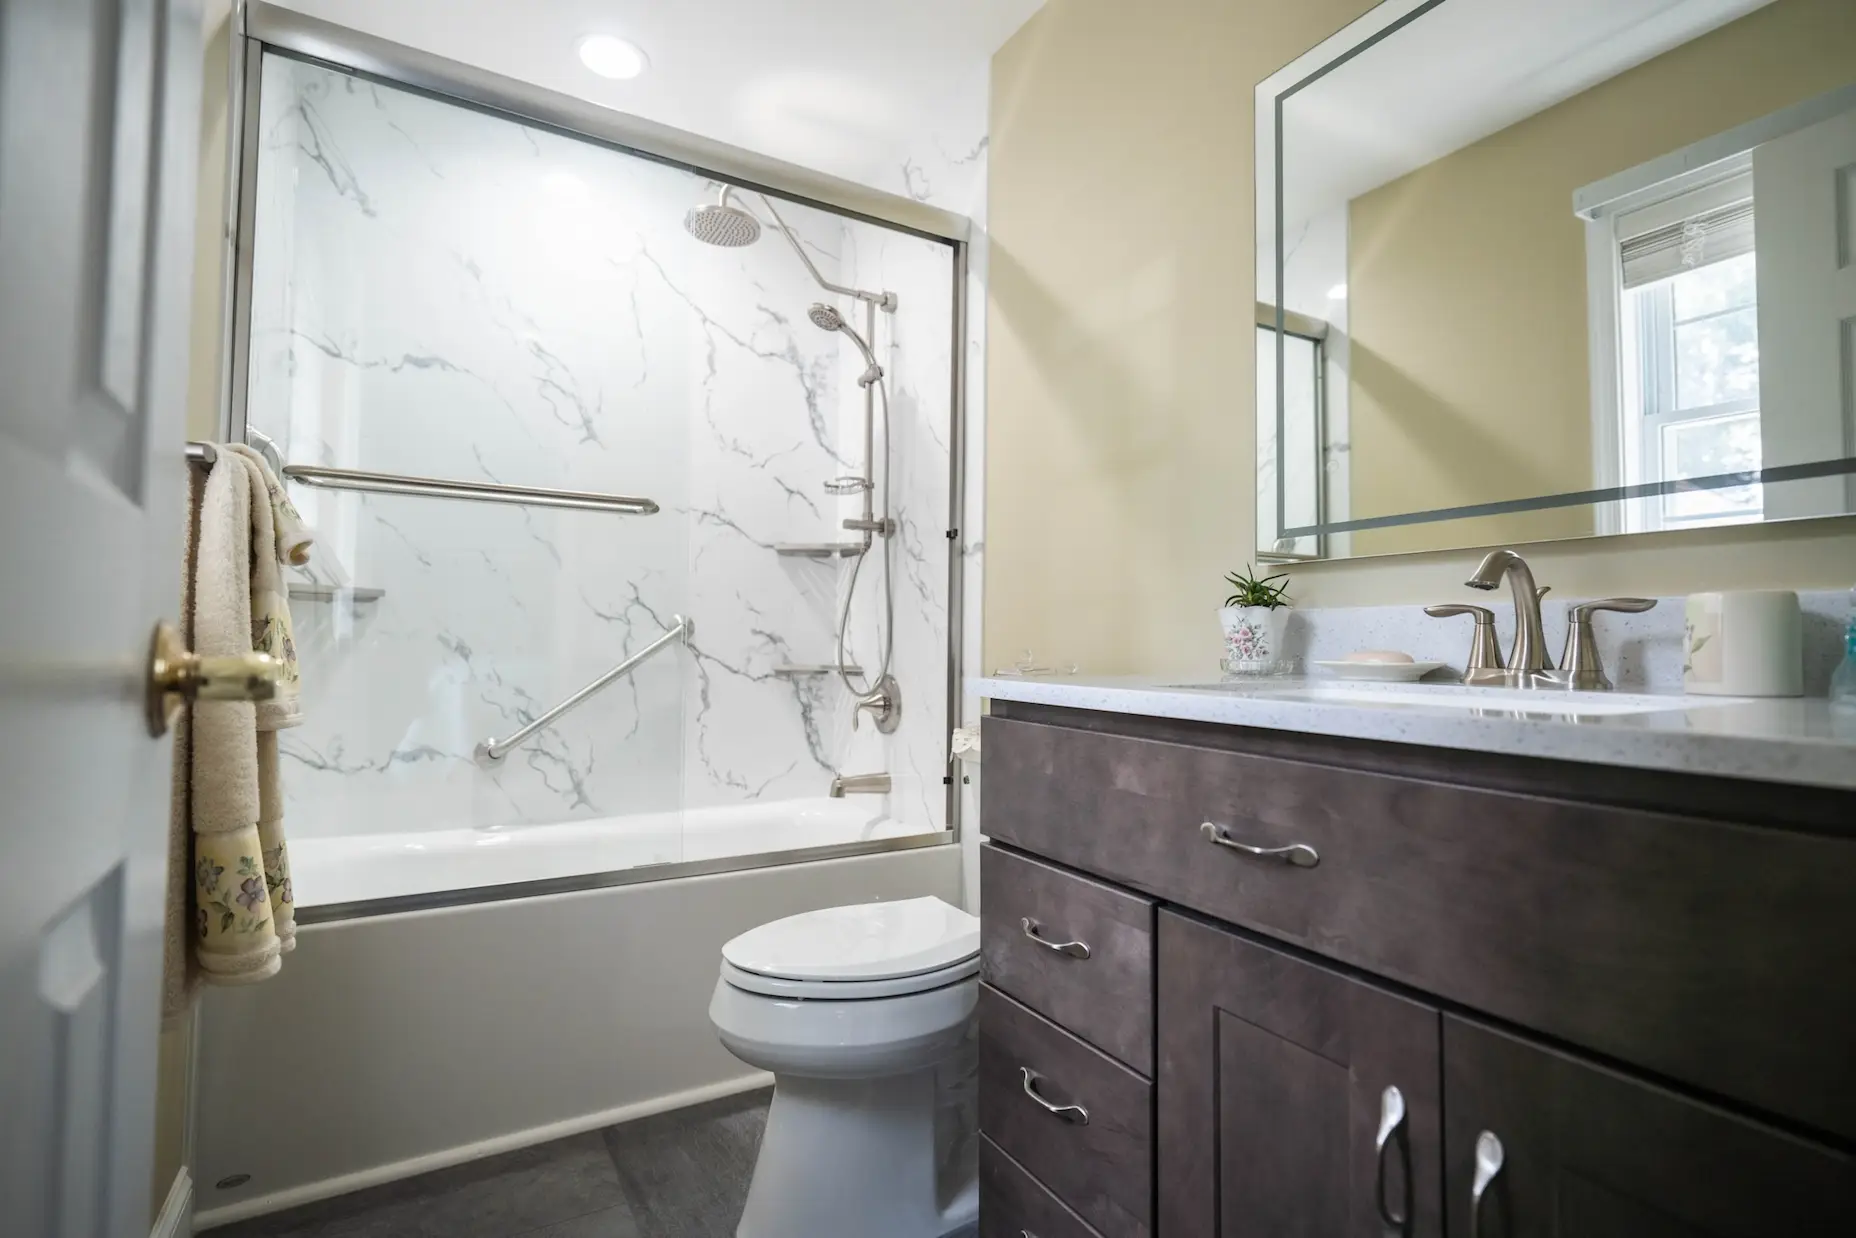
[722,896,979,982]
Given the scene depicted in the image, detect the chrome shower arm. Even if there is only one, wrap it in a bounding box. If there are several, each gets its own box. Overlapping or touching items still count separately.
[750,192,897,313]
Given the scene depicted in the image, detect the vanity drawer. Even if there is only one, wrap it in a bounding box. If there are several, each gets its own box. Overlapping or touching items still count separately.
[982,713,1856,1141]
[980,1136,1104,1238]
[981,843,1154,1075]
[979,984,1152,1238]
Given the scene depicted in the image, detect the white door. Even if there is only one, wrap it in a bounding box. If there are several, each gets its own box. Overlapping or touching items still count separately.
[0,0,204,1234]
[1754,105,1856,520]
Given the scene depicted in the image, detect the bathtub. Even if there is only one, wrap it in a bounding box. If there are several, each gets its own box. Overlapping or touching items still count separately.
[291,797,927,913]
[194,803,957,1228]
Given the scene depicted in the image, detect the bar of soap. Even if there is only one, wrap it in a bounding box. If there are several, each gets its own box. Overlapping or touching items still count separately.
[1344,650,1415,664]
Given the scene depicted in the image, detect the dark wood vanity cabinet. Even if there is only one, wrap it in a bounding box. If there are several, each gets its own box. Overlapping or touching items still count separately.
[977,702,1856,1237]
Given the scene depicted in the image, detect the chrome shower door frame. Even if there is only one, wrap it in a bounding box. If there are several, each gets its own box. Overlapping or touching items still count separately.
[219,1,973,916]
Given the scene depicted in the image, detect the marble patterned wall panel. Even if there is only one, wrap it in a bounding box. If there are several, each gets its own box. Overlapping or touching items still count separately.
[247,57,957,843]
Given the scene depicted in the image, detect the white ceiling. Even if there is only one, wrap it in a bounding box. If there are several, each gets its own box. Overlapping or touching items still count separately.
[272,0,1045,193]
[1279,0,1775,225]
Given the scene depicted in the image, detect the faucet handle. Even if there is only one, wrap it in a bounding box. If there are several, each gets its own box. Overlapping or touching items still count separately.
[1424,603,1494,621]
[1566,597,1656,620]
[1425,604,1504,678]
[1557,598,1657,690]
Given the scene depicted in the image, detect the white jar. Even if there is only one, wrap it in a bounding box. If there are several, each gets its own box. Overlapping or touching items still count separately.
[1220,605,1290,675]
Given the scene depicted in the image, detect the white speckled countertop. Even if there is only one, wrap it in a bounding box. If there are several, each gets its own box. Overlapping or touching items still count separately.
[972,674,1856,792]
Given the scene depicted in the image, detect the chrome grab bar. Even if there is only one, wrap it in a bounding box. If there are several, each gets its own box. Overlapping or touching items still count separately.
[187,444,659,515]
[475,616,693,765]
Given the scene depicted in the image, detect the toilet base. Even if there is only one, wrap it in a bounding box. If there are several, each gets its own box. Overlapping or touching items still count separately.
[737,1068,977,1238]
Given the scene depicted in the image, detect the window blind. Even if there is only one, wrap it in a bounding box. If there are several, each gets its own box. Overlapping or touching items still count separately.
[1619,198,1755,289]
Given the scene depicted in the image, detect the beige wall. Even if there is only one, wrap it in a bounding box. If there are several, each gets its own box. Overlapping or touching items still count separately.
[987,0,1856,674]
[1345,0,1856,557]
[153,0,236,1219]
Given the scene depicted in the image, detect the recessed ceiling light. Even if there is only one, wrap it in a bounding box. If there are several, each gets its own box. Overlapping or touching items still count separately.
[577,34,648,81]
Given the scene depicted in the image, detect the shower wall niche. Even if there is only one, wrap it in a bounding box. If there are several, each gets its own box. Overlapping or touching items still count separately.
[243,55,957,886]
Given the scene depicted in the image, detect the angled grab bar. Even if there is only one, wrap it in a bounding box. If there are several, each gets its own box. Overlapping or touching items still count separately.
[474,616,693,765]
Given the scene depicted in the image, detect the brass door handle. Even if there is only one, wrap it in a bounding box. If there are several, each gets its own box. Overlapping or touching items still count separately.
[146,621,281,736]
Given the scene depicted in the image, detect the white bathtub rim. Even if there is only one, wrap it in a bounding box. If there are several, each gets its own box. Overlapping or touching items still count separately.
[295,831,957,926]
[192,1070,774,1231]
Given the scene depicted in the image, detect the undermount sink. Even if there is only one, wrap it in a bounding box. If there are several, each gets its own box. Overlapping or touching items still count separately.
[1169,680,1735,717]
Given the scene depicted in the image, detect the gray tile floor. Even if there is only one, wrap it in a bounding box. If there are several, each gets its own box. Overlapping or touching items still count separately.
[209,1090,771,1238]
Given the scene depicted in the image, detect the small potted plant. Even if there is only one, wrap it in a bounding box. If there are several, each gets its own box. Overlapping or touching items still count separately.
[1221,565,1293,675]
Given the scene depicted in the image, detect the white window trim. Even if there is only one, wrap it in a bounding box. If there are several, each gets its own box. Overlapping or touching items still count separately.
[1584,155,1753,535]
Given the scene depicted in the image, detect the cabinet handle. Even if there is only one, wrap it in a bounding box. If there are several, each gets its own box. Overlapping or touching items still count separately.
[1200,822,1320,868]
[1021,917,1091,959]
[1374,1085,1410,1232]
[1020,1066,1090,1125]
[1471,1130,1505,1238]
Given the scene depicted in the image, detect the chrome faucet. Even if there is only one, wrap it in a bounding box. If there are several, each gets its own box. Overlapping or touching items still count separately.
[829,772,891,798]
[1465,549,1551,676]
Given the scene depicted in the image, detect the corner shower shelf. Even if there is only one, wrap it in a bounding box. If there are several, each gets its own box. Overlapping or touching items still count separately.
[773,663,865,679]
[774,542,864,559]
[289,583,386,604]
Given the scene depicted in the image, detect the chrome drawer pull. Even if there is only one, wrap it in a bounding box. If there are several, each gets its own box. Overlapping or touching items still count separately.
[1021,917,1091,959]
[1375,1085,1410,1232]
[1019,1066,1090,1125]
[1201,822,1320,868]
[1471,1130,1505,1238]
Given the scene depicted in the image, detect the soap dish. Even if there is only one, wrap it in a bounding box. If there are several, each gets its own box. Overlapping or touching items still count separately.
[1314,660,1446,683]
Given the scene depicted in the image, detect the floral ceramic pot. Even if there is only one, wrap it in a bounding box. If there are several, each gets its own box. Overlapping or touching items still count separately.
[1220,605,1290,675]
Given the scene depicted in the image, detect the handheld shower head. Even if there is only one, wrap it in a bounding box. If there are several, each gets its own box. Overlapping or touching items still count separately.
[684,187,761,248]
[807,302,883,384]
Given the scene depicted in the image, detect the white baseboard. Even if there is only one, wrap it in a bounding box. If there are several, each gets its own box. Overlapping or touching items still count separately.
[151,1169,192,1238]
[192,1071,773,1232]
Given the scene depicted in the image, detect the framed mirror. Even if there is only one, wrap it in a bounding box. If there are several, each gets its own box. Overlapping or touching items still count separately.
[1256,0,1856,561]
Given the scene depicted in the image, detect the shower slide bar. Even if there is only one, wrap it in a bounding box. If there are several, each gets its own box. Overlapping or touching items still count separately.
[474,615,694,765]
[186,443,658,515]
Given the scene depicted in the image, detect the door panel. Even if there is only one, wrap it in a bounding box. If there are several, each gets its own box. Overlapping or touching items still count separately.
[1157,911,1442,1238]
[1442,1016,1856,1237]
[0,0,203,1232]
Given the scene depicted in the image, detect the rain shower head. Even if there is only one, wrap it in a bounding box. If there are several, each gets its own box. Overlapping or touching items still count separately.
[684,188,761,248]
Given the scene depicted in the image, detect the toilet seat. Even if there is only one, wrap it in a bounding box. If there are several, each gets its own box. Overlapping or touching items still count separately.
[722,895,979,984]
[720,955,979,1000]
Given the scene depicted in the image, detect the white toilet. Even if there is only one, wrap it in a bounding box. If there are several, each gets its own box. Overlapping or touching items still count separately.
[709,895,981,1238]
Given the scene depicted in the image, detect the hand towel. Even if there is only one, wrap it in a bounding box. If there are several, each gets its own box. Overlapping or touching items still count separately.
[229,449,303,729]
[227,441,315,566]
[231,451,300,952]
[191,452,283,985]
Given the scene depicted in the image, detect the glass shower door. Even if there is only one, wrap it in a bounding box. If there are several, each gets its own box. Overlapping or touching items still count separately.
[243,53,691,906]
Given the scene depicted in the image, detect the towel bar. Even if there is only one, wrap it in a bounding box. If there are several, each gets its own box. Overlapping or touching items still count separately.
[186,443,659,515]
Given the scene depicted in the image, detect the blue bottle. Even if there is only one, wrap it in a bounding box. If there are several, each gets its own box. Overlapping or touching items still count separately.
[1833,587,1856,713]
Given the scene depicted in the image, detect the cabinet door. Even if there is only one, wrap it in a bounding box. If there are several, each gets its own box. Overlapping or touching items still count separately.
[1157,911,1442,1237]
[1443,1017,1856,1237]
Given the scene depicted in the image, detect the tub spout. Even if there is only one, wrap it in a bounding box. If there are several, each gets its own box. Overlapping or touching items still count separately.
[829,773,891,798]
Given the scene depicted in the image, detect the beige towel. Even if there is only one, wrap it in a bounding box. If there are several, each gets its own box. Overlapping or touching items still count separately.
[193,451,309,980]
[231,451,300,951]
[227,441,315,566]
[228,448,303,729]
